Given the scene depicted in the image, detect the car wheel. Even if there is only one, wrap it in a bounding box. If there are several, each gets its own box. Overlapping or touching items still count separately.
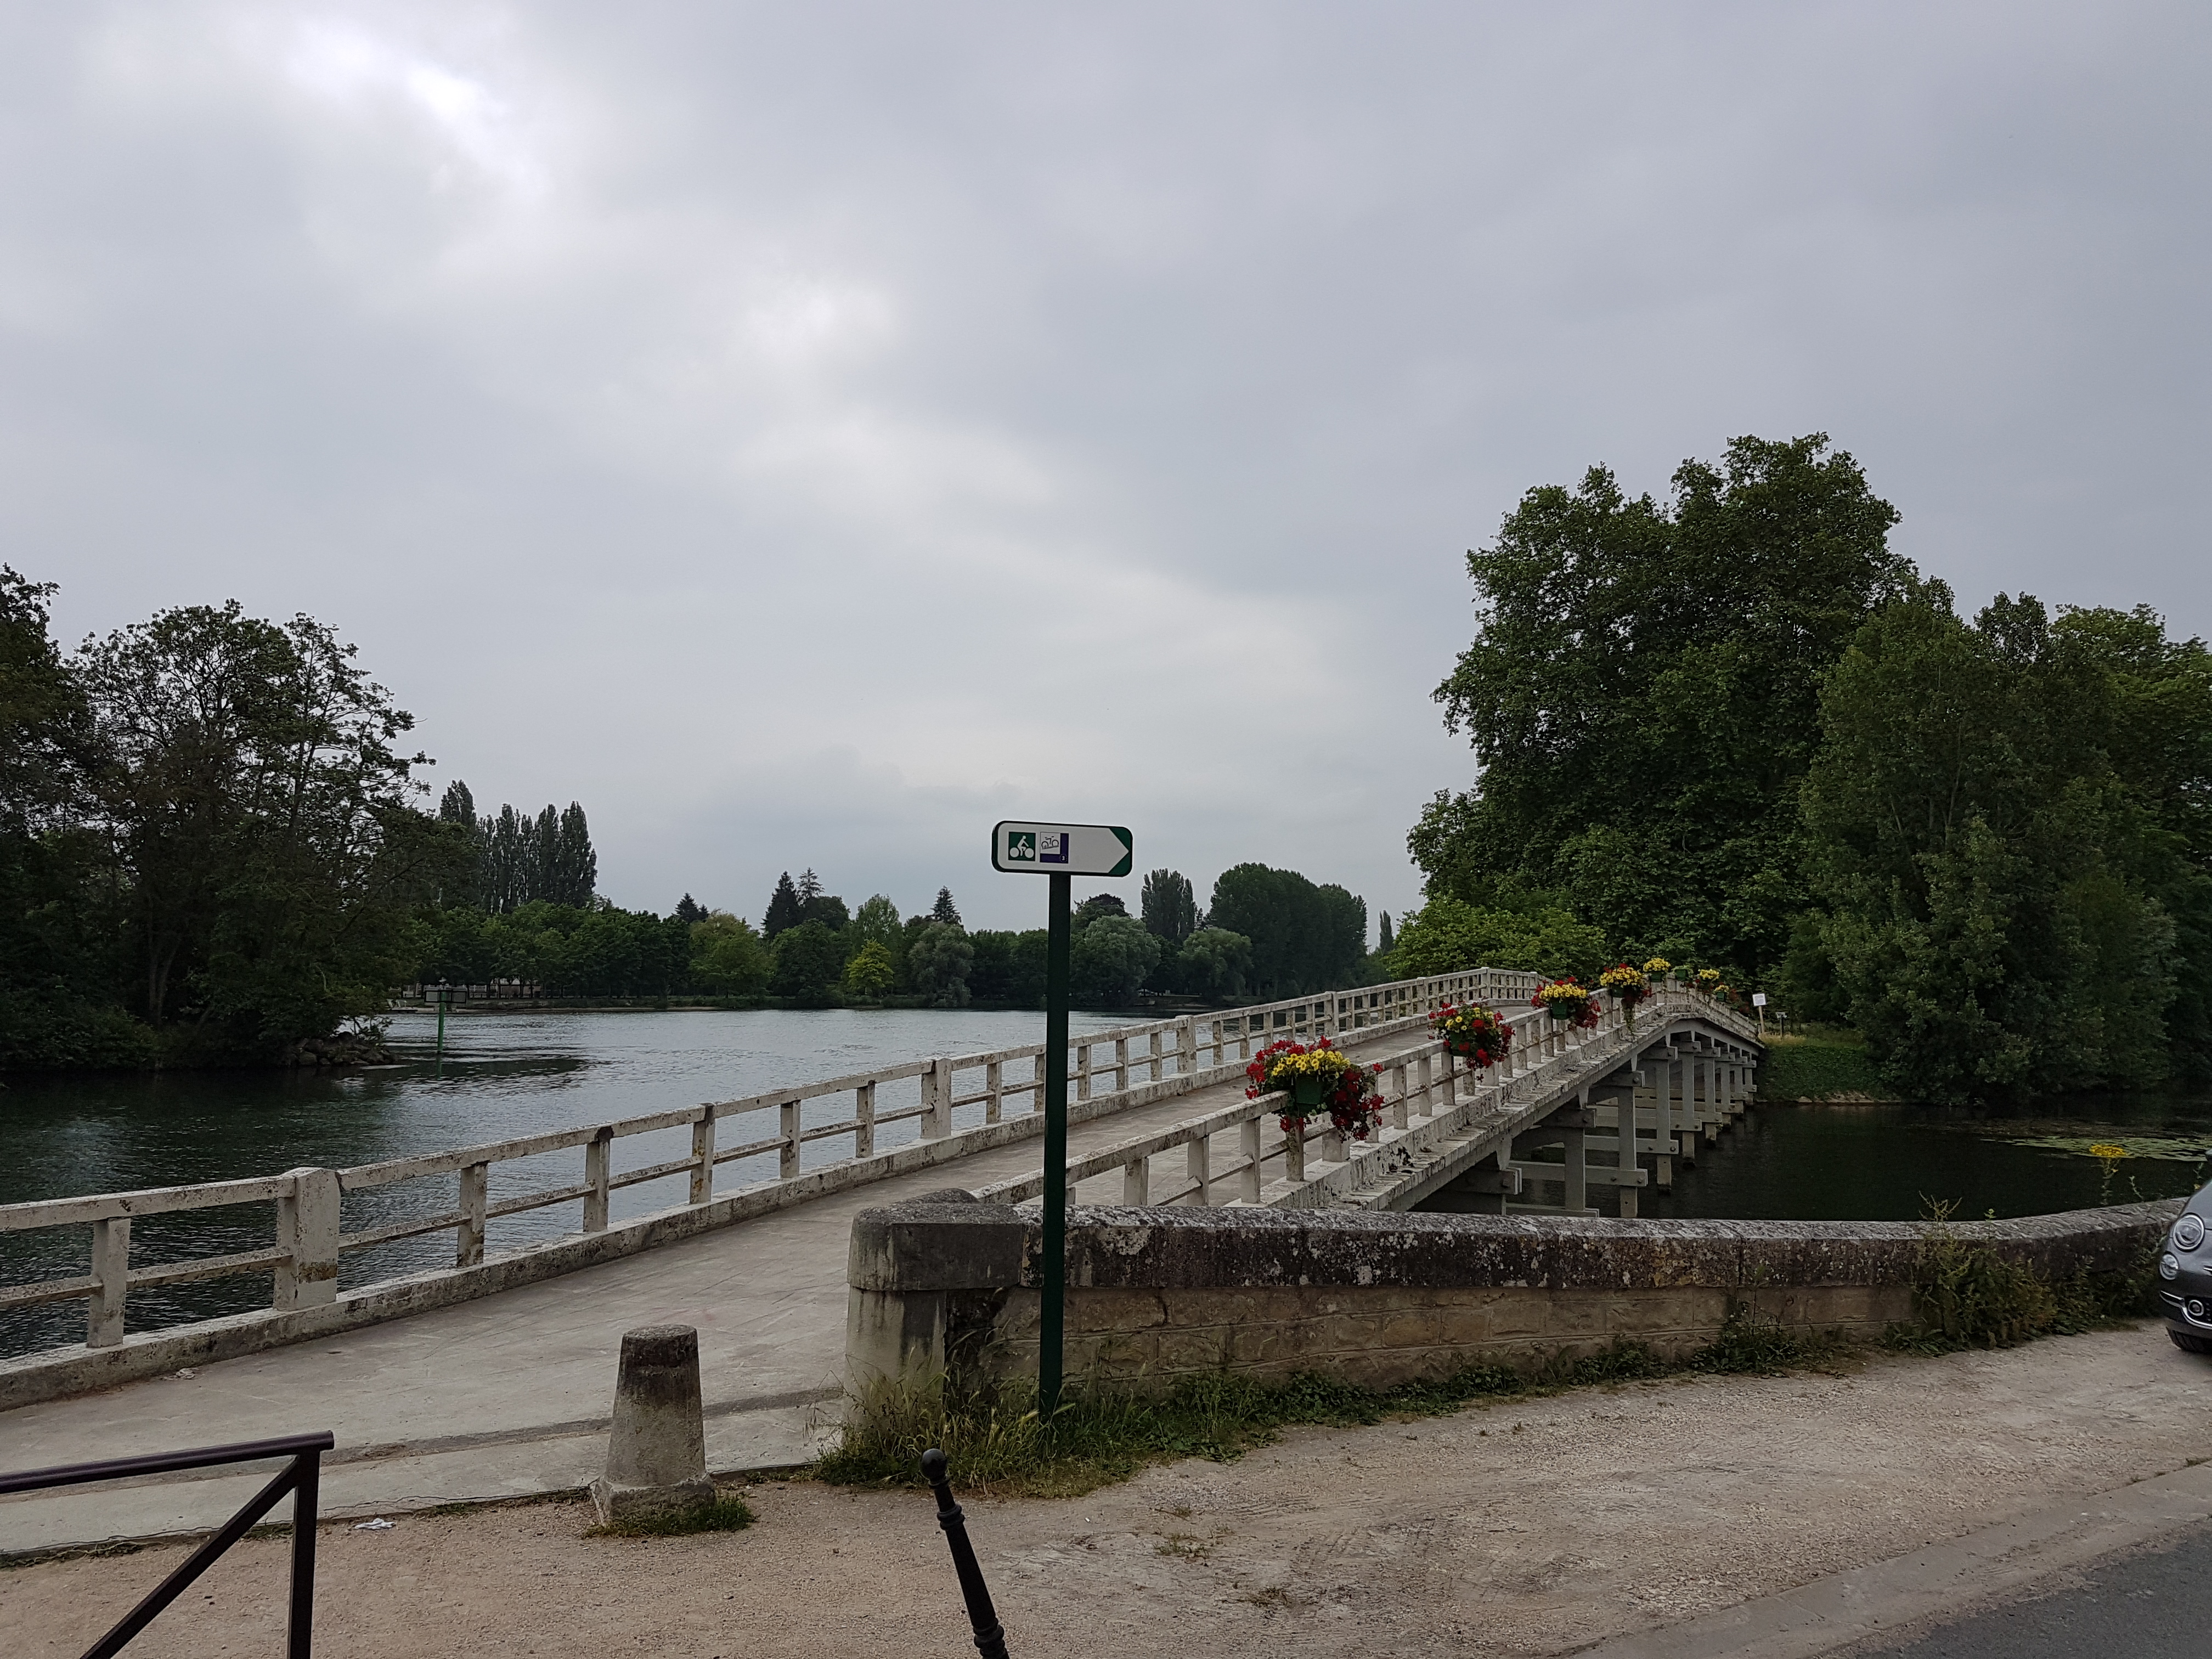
[2171,1329,2212,1355]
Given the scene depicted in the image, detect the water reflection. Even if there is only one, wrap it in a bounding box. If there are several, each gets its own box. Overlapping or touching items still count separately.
[1421,1093,2212,1219]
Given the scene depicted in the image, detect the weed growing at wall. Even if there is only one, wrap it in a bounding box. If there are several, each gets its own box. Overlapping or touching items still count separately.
[1886,1205,2152,1352]
[819,1327,1833,1499]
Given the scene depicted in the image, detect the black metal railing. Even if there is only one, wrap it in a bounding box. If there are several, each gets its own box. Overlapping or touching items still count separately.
[1,1430,334,1658]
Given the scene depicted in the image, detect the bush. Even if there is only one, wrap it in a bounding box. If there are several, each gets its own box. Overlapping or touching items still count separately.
[1888,1204,2153,1352]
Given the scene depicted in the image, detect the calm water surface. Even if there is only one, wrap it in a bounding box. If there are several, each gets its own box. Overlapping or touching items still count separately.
[1423,1094,2212,1219]
[0,1007,1127,1357]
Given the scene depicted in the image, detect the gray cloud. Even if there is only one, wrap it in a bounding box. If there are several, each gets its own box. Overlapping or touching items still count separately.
[7,2,2206,929]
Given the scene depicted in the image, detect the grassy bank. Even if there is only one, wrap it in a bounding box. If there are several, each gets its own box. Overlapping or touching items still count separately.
[1757,1025,1890,1099]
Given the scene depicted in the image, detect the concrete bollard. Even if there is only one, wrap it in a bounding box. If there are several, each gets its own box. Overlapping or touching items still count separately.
[591,1324,714,1525]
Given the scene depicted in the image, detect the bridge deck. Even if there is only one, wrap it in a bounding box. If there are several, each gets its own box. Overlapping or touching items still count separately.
[0,1025,1415,1556]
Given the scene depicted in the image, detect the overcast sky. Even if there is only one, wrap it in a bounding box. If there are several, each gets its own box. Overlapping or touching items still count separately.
[8,3,2207,932]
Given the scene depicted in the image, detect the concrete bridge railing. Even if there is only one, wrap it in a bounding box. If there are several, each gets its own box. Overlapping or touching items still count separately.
[0,966,1541,1378]
[975,983,1762,1216]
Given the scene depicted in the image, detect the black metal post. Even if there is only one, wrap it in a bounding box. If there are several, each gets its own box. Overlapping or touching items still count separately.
[922,1449,1009,1659]
[287,1442,321,1659]
[1040,871,1070,1419]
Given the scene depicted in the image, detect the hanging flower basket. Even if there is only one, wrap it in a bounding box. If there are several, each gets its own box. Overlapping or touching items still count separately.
[1430,1003,1513,1069]
[1696,967,1724,996]
[1642,957,1672,979]
[1532,980,1599,1029]
[1598,964,1649,1006]
[1246,1038,1387,1141]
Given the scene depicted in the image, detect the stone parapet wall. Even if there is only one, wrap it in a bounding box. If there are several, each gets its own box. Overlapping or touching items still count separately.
[845,1195,2174,1394]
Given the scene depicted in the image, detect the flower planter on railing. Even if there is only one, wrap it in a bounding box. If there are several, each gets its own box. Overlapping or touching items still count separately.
[1429,1003,1513,1070]
[1245,1037,1386,1180]
[1531,980,1599,1029]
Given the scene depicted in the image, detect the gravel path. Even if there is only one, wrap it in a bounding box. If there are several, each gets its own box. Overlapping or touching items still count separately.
[9,1327,2212,1658]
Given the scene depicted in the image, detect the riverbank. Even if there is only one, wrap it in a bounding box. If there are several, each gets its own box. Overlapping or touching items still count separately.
[1756,1025,1892,1101]
[8,1327,2208,1658]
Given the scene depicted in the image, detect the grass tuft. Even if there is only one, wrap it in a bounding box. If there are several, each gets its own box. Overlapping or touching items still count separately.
[585,1494,756,1539]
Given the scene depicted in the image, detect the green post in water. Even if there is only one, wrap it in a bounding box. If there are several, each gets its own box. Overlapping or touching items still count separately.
[433,980,452,1077]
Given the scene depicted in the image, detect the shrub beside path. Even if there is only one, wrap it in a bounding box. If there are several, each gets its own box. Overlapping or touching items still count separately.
[9,1327,2212,1658]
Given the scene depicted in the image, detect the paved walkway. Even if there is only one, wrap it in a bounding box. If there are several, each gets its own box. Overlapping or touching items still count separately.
[0,1025,1430,1555]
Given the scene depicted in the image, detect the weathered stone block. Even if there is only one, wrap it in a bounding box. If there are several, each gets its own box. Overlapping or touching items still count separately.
[591,1325,713,1526]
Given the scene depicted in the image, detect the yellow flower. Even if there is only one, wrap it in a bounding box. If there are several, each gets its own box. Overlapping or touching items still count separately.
[2089,1142,2127,1161]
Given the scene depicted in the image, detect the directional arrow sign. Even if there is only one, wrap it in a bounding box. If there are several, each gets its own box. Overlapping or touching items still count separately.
[991,821,1133,878]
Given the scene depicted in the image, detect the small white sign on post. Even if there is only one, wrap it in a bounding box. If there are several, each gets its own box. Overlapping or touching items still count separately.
[991,821,1133,878]
[1752,992,1768,1007]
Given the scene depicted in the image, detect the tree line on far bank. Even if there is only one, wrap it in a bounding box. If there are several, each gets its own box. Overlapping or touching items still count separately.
[0,560,1386,1070]
[411,860,1376,1011]
[1397,432,2212,1104]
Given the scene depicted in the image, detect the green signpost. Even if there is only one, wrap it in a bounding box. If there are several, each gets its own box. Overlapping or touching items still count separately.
[990,820,1133,1416]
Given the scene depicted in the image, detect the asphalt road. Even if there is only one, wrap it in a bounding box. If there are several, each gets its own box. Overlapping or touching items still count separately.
[1857,1519,2212,1659]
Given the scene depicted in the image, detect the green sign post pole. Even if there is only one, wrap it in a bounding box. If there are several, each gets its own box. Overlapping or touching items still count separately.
[1039,871,1071,1419]
[989,820,1132,1423]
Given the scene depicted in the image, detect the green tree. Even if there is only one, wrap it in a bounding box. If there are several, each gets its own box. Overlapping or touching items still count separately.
[548,906,679,998]
[1206,864,1367,994]
[77,599,446,1056]
[1798,582,2211,1099]
[1413,433,1908,981]
[763,872,804,939]
[0,568,143,1067]
[769,918,845,1000]
[691,912,770,996]
[1071,915,1160,1005]
[1389,895,1607,983]
[1175,927,1253,999]
[842,938,896,1000]
[802,891,850,932]
[1139,870,1198,944]
[1008,928,1051,1005]
[930,887,962,926]
[1073,892,1128,930]
[850,895,902,955]
[909,922,974,1007]
[967,930,1017,1000]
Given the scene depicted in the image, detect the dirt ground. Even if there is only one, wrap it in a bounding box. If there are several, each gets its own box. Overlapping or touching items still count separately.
[10,1327,2212,1659]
